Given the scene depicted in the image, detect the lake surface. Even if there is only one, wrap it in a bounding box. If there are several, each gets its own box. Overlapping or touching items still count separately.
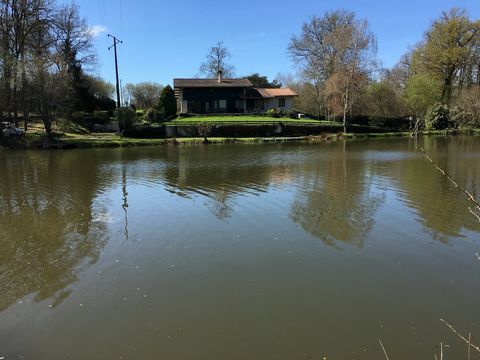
[1,137,480,359]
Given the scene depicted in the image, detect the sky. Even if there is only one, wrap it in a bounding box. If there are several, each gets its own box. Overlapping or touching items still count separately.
[77,0,480,87]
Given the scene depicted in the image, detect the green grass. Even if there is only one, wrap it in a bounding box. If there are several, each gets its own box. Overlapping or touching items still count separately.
[8,126,480,151]
[165,116,332,126]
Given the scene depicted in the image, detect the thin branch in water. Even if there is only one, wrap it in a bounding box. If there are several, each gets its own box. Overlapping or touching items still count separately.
[469,208,480,222]
[434,353,438,360]
[378,339,390,360]
[440,342,443,360]
[420,148,480,212]
[476,253,480,261]
[468,333,471,360]
[440,319,480,353]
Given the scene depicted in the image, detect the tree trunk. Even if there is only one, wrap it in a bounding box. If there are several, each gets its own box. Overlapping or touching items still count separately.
[12,60,18,127]
[343,91,349,134]
[442,70,455,104]
[21,59,29,132]
[43,114,52,138]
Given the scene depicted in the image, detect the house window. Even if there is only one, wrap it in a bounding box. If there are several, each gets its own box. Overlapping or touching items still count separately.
[235,100,244,113]
[278,98,286,107]
[218,100,227,112]
[206,100,215,113]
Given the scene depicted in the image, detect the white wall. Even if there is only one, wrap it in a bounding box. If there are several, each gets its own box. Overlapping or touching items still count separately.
[263,97,294,111]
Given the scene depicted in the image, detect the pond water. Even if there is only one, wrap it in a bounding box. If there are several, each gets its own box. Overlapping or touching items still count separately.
[1,137,480,359]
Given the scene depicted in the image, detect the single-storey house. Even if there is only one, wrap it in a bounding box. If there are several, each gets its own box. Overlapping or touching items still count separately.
[174,72,297,114]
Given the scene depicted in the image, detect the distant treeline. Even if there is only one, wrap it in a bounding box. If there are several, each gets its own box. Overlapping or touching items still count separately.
[1,2,479,137]
[286,8,480,132]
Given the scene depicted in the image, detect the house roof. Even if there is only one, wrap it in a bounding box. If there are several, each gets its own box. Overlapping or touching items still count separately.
[241,88,265,99]
[241,88,298,99]
[259,88,298,97]
[174,78,253,88]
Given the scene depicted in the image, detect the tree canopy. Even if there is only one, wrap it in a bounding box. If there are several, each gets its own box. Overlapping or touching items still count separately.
[199,41,236,78]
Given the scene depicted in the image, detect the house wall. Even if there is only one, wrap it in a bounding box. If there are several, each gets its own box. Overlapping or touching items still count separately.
[263,97,295,111]
[178,87,247,114]
[175,89,184,113]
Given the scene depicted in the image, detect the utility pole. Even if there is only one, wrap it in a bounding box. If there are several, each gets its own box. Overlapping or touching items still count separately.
[108,34,122,108]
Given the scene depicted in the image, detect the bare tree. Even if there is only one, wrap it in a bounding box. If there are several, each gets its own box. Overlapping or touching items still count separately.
[199,41,235,78]
[289,14,337,119]
[0,0,53,129]
[124,82,163,109]
[326,18,377,133]
[51,2,95,117]
[289,10,377,130]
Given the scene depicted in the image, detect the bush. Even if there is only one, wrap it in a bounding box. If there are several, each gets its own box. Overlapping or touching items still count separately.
[145,108,163,123]
[117,107,136,131]
[266,108,281,118]
[197,122,212,141]
[157,85,177,119]
[288,110,299,119]
[425,102,450,130]
[450,107,480,129]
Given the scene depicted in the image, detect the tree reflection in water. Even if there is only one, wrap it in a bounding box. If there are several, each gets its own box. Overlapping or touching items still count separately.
[291,142,385,248]
[0,151,111,311]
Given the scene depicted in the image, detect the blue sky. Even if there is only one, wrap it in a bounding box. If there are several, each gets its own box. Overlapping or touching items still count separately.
[78,0,480,86]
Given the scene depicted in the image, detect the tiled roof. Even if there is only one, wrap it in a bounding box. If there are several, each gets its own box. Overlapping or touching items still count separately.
[174,78,253,88]
[241,88,299,99]
[260,88,298,97]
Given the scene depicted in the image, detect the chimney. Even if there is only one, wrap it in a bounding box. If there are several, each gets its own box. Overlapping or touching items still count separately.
[217,70,223,83]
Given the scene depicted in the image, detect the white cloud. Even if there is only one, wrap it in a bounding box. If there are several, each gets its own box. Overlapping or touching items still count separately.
[88,25,107,38]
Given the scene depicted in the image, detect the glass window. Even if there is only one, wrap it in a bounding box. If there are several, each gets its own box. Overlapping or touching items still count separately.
[219,100,227,111]
[278,98,286,107]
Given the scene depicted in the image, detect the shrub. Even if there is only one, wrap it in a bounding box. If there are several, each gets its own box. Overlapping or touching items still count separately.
[93,110,111,124]
[145,108,163,123]
[197,122,212,142]
[451,87,480,129]
[157,85,177,119]
[266,108,281,118]
[450,107,480,129]
[425,102,450,130]
[117,107,136,131]
[288,110,299,119]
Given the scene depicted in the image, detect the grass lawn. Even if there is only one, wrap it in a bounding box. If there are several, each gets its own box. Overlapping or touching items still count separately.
[165,116,335,126]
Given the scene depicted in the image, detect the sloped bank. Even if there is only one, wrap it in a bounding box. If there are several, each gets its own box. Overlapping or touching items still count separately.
[3,128,479,151]
[124,122,382,139]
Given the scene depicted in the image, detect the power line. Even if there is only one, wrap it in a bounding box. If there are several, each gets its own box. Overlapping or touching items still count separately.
[97,0,107,28]
[119,0,123,35]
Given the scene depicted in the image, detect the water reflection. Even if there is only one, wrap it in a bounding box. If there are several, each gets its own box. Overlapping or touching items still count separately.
[1,137,479,317]
[371,136,480,241]
[0,151,111,310]
[290,142,385,248]
[159,146,281,220]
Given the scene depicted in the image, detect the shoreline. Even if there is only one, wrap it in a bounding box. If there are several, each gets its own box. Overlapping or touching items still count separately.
[2,129,479,150]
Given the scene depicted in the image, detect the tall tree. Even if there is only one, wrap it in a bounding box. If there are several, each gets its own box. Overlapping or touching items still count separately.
[415,8,479,103]
[199,41,235,78]
[124,82,163,109]
[157,85,177,119]
[246,73,281,88]
[289,10,377,132]
[0,0,54,129]
[404,73,442,133]
[52,2,95,114]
